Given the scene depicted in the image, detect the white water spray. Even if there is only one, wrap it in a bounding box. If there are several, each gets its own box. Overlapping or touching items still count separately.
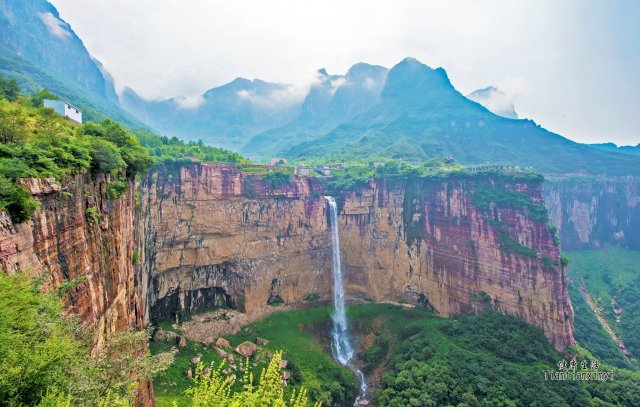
[326,196,367,405]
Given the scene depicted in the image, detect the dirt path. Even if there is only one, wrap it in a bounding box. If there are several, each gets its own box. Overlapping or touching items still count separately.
[579,287,632,361]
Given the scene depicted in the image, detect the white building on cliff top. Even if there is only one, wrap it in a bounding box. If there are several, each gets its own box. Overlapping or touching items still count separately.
[43,99,82,124]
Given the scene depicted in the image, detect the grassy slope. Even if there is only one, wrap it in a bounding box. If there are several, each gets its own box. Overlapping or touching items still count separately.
[150,303,640,406]
[567,246,640,364]
[150,306,356,407]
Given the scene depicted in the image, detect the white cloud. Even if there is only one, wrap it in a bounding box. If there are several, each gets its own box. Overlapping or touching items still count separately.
[38,12,71,39]
[48,0,640,144]
[175,95,205,109]
[236,85,307,109]
[329,77,347,94]
[469,77,529,119]
[363,77,377,90]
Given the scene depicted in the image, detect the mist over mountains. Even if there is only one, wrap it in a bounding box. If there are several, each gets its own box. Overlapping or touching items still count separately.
[467,86,518,119]
[1,0,638,177]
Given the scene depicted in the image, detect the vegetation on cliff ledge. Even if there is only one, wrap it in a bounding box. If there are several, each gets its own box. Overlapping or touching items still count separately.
[322,159,543,197]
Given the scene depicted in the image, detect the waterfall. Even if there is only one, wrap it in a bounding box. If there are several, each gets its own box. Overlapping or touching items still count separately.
[326,196,367,405]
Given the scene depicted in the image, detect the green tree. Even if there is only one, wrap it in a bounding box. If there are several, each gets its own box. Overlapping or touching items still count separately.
[0,101,28,143]
[31,88,59,108]
[90,138,126,174]
[0,75,20,101]
[83,120,153,176]
[0,176,39,222]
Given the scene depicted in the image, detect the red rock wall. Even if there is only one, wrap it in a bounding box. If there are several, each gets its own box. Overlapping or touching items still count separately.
[137,164,332,322]
[0,174,152,405]
[338,177,574,351]
[141,165,574,351]
[544,177,640,250]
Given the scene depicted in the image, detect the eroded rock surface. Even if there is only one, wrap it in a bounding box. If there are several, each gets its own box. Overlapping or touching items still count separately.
[140,164,574,350]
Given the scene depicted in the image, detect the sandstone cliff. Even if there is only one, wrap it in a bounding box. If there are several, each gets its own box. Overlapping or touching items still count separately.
[137,164,332,324]
[544,177,640,250]
[0,162,576,399]
[141,165,574,351]
[0,174,152,404]
[338,176,574,351]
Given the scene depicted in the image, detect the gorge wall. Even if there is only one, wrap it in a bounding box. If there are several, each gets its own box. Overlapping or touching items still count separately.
[544,177,640,250]
[0,163,576,394]
[0,174,153,404]
[137,164,331,324]
[140,165,574,351]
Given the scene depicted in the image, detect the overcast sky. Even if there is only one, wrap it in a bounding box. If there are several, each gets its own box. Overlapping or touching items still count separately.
[49,0,639,145]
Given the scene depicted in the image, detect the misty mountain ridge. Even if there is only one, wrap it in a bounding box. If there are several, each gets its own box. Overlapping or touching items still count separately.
[120,77,301,150]
[281,57,640,176]
[1,0,638,177]
[120,62,390,154]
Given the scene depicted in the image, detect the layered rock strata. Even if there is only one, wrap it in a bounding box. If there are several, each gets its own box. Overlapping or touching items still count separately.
[140,165,574,351]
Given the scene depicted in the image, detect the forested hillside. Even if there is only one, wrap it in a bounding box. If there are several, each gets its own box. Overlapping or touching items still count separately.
[0,78,245,223]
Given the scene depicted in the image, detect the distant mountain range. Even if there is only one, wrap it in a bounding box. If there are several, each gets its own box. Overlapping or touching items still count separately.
[587,143,640,156]
[120,78,301,151]
[240,63,388,158]
[1,0,638,177]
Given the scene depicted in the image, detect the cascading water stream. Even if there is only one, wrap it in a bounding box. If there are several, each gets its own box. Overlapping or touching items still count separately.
[326,196,367,405]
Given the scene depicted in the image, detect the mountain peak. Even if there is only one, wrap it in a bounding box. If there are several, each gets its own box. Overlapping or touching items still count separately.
[382,57,453,100]
[345,62,388,81]
[396,57,433,70]
[228,77,253,86]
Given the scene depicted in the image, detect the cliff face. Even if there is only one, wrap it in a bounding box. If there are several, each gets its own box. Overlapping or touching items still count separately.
[138,165,332,323]
[0,174,152,403]
[0,164,574,380]
[544,178,640,250]
[141,165,574,351]
[338,177,574,351]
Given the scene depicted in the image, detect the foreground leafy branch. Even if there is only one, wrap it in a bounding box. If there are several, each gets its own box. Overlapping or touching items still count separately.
[186,351,320,407]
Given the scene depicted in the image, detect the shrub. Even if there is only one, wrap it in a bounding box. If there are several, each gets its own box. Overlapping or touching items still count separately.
[261,170,292,188]
[560,254,570,267]
[0,75,20,101]
[0,176,39,223]
[106,178,128,199]
[30,88,58,108]
[85,207,100,224]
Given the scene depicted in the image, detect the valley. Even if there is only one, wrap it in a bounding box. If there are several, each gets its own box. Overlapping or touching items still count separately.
[151,303,639,406]
[0,1,639,405]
